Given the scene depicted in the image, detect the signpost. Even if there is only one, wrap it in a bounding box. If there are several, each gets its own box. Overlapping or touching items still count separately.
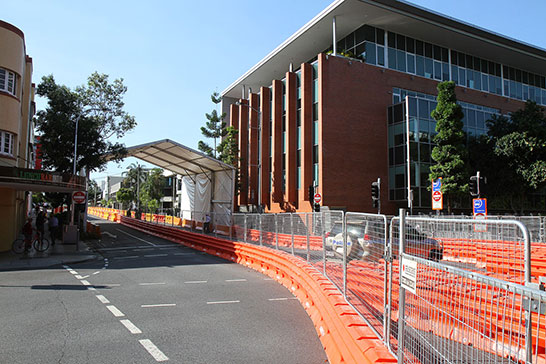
[473,198,487,232]
[72,191,86,204]
[432,178,443,210]
[313,193,322,205]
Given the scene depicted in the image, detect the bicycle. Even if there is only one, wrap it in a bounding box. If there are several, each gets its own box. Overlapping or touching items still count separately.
[12,231,50,254]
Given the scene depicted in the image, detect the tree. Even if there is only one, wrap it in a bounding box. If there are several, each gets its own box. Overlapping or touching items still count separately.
[122,162,147,209]
[116,188,134,209]
[198,92,227,158]
[217,126,239,165]
[140,168,165,212]
[429,81,467,213]
[35,73,136,174]
[484,101,546,212]
[87,179,102,206]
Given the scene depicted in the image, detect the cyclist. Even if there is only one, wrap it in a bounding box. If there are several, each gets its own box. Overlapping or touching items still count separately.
[36,210,45,243]
[22,217,33,253]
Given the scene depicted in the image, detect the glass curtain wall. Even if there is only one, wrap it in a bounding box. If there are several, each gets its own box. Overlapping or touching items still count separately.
[332,24,546,106]
[388,88,500,208]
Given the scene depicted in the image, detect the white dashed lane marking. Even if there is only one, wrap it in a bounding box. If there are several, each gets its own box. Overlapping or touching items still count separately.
[120,319,142,334]
[81,280,91,286]
[225,279,247,282]
[184,280,207,284]
[144,254,168,258]
[114,256,139,260]
[139,282,166,286]
[206,300,240,305]
[106,305,125,317]
[139,339,169,362]
[141,304,176,308]
[96,295,110,304]
[268,297,299,301]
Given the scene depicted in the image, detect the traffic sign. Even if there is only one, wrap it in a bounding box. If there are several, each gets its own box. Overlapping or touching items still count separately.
[473,198,487,232]
[431,178,443,210]
[314,193,322,204]
[72,191,86,204]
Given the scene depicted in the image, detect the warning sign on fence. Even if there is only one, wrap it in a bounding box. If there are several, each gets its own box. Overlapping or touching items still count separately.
[401,257,417,294]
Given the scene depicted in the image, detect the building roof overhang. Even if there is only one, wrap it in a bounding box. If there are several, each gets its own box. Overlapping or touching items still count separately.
[222,0,546,99]
[114,139,235,177]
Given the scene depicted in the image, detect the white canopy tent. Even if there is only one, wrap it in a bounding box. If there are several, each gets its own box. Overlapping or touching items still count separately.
[114,139,235,226]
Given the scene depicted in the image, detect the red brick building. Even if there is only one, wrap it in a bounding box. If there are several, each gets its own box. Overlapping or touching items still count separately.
[221,0,546,215]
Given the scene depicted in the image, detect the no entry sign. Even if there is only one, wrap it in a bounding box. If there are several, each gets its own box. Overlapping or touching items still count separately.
[72,191,86,204]
[314,193,322,204]
[431,178,443,210]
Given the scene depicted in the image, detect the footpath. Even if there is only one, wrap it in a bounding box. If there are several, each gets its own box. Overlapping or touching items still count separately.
[0,240,98,271]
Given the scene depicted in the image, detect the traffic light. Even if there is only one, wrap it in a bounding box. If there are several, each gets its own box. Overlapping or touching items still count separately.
[469,176,478,197]
[314,203,320,212]
[371,181,380,209]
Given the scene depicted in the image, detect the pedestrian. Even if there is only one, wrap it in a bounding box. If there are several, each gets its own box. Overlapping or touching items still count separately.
[49,213,59,245]
[36,209,45,241]
[204,214,211,233]
[22,217,33,253]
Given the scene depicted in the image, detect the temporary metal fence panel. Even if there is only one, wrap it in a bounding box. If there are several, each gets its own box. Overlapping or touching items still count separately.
[322,210,345,296]
[245,214,261,245]
[308,212,327,274]
[260,213,277,248]
[394,214,545,364]
[344,212,389,340]
[292,213,311,261]
[232,213,246,242]
[276,213,294,255]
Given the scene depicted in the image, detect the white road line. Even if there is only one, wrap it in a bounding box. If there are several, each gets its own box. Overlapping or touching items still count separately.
[141,304,176,308]
[206,300,240,305]
[116,229,157,246]
[174,252,195,256]
[120,319,142,334]
[268,297,298,301]
[139,282,166,286]
[139,339,169,362]
[106,305,125,317]
[159,247,176,250]
[144,254,168,257]
[104,283,121,287]
[263,278,274,281]
[134,248,154,251]
[184,280,207,284]
[96,295,110,304]
[69,271,78,275]
[88,287,97,291]
[101,231,117,239]
[114,256,139,260]
[225,279,247,282]
[75,275,89,279]
[93,271,101,275]
[81,280,91,286]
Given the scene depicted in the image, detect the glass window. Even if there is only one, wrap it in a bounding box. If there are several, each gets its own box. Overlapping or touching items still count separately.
[397,50,406,72]
[0,131,14,156]
[407,54,415,74]
[415,40,424,56]
[416,55,424,77]
[406,37,415,53]
[408,97,417,117]
[388,48,397,69]
[442,63,449,81]
[482,74,489,92]
[433,61,442,80]
[476,111,485,129]
[451,65,459,84]
[388,32,396,48]
[363,25,375,42]
[433,45,442,61]
[346,32,355,50]
[418,99,428,119]
[424,58,433,79]
[377,45,385,66]
[396,34,406,51]
[376,28,385,45]
[459,68,466,86]
[424,43,432,58]
[523,85,529,100]
[364,42,376,65]
[467,109,476,127]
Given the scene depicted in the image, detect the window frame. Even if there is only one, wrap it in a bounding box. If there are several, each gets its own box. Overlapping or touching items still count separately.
[0,130,15,157]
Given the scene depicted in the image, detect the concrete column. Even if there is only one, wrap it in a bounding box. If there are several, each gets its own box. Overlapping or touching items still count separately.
[259,87,271,209]
[286,72,298,206]
[248,93,259,206]
[271,80,283,204]
[300,63,314,209]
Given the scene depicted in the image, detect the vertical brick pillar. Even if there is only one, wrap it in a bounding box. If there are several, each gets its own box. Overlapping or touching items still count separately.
[286,72,298,206]
[260,87,271,209]
[248,93,259,206]
[238,99,249,207]
[300,63,314,208]
[229,103,240,211]
[271,80,283,204]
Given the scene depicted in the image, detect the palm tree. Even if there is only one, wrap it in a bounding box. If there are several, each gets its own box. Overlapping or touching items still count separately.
[122,162,147,210]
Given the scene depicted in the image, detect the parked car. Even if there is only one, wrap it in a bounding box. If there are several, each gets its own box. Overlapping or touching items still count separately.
[325,221,443,262]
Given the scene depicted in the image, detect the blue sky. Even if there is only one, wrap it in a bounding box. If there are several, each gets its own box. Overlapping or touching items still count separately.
[3,0,545,184]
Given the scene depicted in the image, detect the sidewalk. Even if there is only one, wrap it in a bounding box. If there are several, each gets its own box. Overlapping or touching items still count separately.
[0,240,98,271]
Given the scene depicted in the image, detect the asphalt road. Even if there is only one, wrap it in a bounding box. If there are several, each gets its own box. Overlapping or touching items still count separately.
[0,217,328,364]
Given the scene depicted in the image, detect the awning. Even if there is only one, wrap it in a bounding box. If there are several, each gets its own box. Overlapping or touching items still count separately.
[117,139,235,177]
[0,166,86,192]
